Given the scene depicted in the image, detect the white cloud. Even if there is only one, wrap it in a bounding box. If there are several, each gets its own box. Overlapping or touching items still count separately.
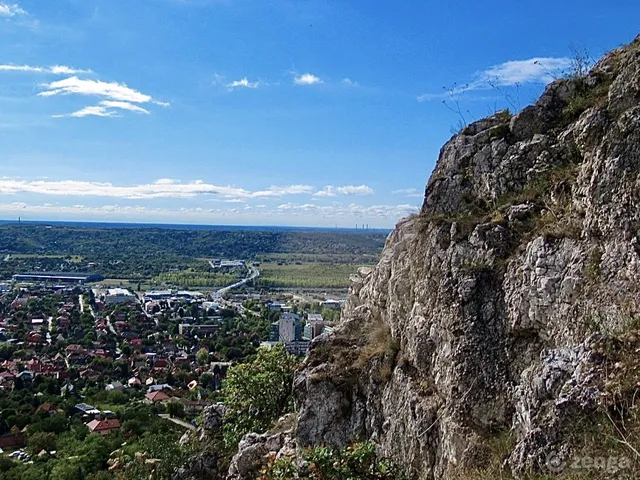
[313,186,336,197]
[274,202,417,219]
[315,185,374,197]
[0,178,315,200]
[0,64,43,73]
[251,185,315,197]
[478,57,573,87]
[294,73,322,86]
[341,78,358,87]
[0,200,418,227]
[392,188,422,198]
[154,178,177,185]
[0,2,26,17]
[0,64,92,74]
[337,185,374,195]
[39,76,167,118]
[227,77,260,90]
[100,100,150,114]
[417,56,573,102]
[40,76,156,103]
[53,101,150,118]
[277,203,319,211]
[49,65,93,75]
[52,106,119,118]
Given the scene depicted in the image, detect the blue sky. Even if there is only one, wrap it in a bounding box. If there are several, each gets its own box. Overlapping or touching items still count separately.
[0,0,638,227]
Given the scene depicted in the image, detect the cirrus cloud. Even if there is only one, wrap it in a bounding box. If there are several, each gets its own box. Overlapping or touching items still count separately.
[40,76,157,103]
[52,105,119,118]
[0,2,25,17]
[38,76,168,118]
[341,78,359,87]
[0,64,92,74]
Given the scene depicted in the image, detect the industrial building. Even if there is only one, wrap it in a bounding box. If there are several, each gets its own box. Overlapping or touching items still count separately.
[12,272,103,284]
[104,288,136,305]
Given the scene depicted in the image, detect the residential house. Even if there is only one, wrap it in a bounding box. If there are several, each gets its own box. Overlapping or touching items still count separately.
[79,369,101,381]
[75,403,100,416]
[174,397,208,415]
[144,391,170,404]
[36,403,58,415]
[86,419,121,435]
[0,433,25,450]
[148,383,172,392]
[105,381,125,392]
[127,377,142,388]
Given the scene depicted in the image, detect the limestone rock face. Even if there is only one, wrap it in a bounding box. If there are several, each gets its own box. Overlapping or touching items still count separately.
[293,35,640,479]
[227,414,297,480]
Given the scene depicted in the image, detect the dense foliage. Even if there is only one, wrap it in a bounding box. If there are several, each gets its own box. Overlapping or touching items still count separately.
[259,442,402,480]
[221,344,299,448]
[0,393,188,480]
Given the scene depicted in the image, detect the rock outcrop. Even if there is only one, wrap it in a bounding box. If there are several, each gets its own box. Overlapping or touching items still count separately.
[173,404,226,480]
[292,35,640,479]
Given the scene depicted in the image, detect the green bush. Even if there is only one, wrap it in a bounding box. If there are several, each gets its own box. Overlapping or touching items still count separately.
[222,344,299,449]
[259,442,402,479]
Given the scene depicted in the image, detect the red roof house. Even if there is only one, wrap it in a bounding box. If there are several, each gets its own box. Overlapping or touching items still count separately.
[86,419,121,436]
[144,391,170,404]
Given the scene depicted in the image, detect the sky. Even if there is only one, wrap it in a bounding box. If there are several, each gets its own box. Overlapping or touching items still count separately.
[0,1,638,228]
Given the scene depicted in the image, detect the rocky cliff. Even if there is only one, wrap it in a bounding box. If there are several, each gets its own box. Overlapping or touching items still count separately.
[290,36,640,479]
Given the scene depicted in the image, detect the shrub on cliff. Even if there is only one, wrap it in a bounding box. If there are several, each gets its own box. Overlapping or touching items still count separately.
[222,344,299,449]
[258,442,402,479]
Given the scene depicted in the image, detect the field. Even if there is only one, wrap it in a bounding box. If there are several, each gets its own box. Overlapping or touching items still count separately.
[257,252,380,264]
[255,261,373,289]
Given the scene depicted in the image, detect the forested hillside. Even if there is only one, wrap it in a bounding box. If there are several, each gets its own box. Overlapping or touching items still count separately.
[0,226,387,259]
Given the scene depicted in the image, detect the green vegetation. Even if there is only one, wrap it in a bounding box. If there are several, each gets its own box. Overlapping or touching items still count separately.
[259,442,402,480]
[196,347,210,365]
[0,395,188,480]
[0,225,386,278]
[221,345,300,449]
[258,252,380,264]
[256,261,373,289]
[151,270,240,288]
[183,313,270,361]
[422,161,582,247]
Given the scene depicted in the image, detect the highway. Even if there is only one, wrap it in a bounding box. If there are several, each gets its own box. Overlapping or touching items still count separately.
[213,264,260,297]
[211,264,260,314]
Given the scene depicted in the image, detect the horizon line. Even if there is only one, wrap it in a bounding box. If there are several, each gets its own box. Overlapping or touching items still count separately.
[0,218,393,232]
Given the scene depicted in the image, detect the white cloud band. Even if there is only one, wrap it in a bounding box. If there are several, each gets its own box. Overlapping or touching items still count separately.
[0,178,315,200]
